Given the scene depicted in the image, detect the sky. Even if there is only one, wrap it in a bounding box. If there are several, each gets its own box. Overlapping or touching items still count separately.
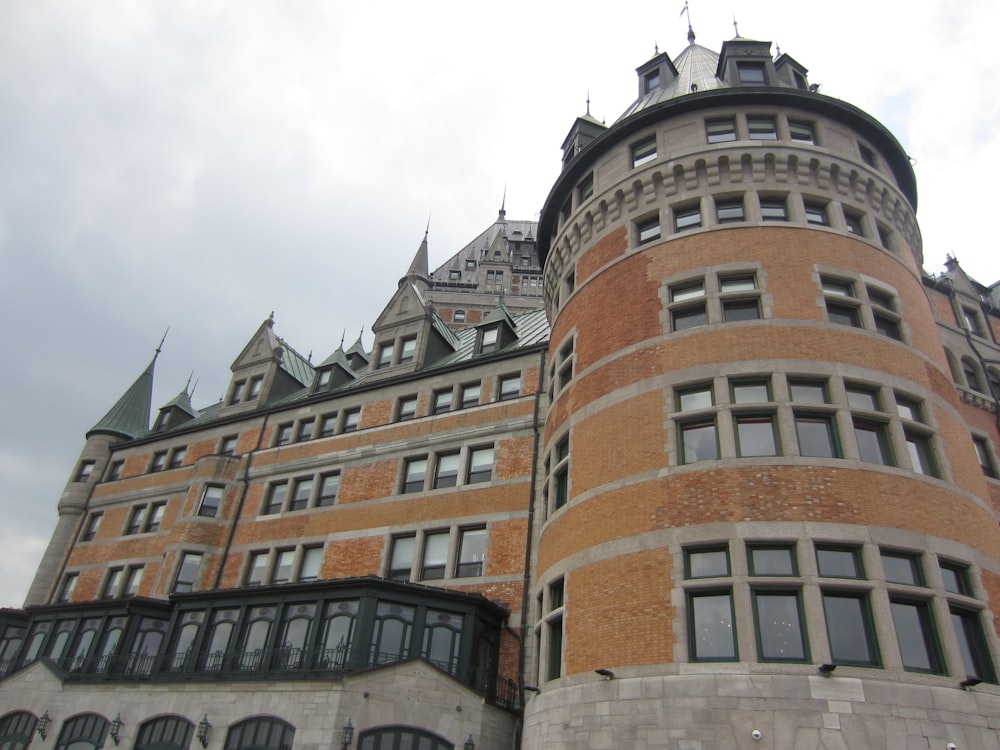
[1,0,998,607]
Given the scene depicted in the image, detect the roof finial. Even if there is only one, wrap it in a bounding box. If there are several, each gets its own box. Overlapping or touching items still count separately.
[155,327,169,358]
[586,90,591,116]
[189,377,198,399]
[184,371,193,394]
[498,185,507,221]
[340,328,346,348]
[654,42,658,55]
[680,1,695,44]
[425,214,431,239]
[733,13,741,38]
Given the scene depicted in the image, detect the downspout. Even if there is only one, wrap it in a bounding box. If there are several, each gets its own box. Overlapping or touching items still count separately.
[212,412,270,589]
[515,347,547,750]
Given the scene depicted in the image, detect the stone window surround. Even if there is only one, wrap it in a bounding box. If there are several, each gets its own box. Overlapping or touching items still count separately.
[665,369,945,479]
[385,523,489,583]
[675,531,996,681]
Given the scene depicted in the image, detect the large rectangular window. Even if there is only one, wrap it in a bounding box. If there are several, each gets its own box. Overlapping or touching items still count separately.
[631,135,657,167]
[173,553,203,594]
[198,485,224,517]
[747,116,778,140]
[317,472,340,506]
[890,598,942,673]
[467,446,494,484]
[289,477,313,512]
[706,117,736,143]
[735,414,777,456]
[456,527,486,577]
[795,414,839,458]
[752,589,808,662]
[389,535,415,581]
[264,481,288,514]
[951,608,997,682]
[421,531,449,580]
[821,591,879,666]
[433,452,460,489]
[402,458,428,494]
[689,590,737,660]
[680,420,719,463]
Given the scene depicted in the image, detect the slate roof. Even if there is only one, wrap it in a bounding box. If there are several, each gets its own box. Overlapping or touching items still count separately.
[88,354,156,440]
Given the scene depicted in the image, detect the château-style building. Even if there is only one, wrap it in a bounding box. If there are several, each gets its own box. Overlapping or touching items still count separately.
[3,21,1000,750]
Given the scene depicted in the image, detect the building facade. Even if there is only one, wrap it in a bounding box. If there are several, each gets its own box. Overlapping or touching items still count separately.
[4,24,1000,750]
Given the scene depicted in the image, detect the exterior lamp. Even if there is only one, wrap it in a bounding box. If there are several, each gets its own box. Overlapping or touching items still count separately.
[197,716,212,748]
[110,715,124,745]
[340,718,354,750]
[37,712,51,740]
[464,736,475,750]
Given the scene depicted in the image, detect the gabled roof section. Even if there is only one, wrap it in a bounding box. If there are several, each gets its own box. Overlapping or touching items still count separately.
[87,353,156,440]
[373,279,432,332]
[275,335,314,387]
[230,315,285,371]
[160,387,198,418]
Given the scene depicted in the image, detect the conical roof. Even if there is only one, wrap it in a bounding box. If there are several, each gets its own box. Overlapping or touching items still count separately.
[87,354,156,440]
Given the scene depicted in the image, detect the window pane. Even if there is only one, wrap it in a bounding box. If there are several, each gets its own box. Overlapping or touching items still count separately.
[422,532,449,579]
[671,282,705,302]
[795,415,837,457]
[468,447,494,483]
[300,547,323,581]
[736,415,777,456]
[749,546,795,576]
[686,547,730,578]
[390,536,415,581]
[906,432,937,476]
[706,118,736,143]
[272,550,295,583]
[690,592,736,660]
[457,528,486,577]
[846,387,879,411]
[940,562,970,596]
[747,117,777,139]
[716,199,744,223]
[681,421,718,463]
[891,600,940,673]
[678,386,713,411]
[673,304,708,331]
[755,591,806,661]
[823,593,877,665]
[732,381,769,404]
[882,553,920,585]
[790,381,827,404]
[723,299,760,322]
[826,302,861,327]
[638,219,661,243]
[854,421,891,465]
[817,547,861,578]
[434,452,460,488]
[403,458,427,493]
[951,609,996,682]
[760,199,787,221]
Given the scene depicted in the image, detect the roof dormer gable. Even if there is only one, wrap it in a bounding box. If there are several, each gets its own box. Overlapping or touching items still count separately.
[636,51,679,99]
[716,39,776,88]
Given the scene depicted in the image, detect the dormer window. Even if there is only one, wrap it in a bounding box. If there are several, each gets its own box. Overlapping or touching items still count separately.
[449,270,461,280]
[399,336,417,364]
[317,369,332,388]
[481,328,499,354]
[377,341,394,369]
[247,375,263,400]
[465,259,476,270]
[644,69,660,93]
[230,380,246,405]
[737,61,767,86]
[454,310,466,323]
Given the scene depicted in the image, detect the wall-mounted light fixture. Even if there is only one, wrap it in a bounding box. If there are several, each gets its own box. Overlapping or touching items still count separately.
[340,718,354,750]
[110,715,124,745]
[523,685,540,693]
[594,668,615,679]
[818,663,837,675]
[463,736,475,750]
[37,712,51,740]
[197,716,212,749]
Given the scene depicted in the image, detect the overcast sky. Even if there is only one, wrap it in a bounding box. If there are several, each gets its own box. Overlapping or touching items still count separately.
[1,0,998,607]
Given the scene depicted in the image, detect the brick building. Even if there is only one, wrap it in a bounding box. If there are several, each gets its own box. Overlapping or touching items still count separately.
[4,23,1000,750]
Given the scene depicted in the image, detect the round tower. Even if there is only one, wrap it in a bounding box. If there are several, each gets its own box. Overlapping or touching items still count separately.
[525,31,1000,748]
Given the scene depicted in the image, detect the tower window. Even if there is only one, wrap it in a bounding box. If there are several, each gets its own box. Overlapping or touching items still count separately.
[706,118,737,143]
[715,197,745,223]
[747,116,778,140]
[789,120,816,145]
[637,215,661,244]
[631,135,657,168]
[736,61,767,86]
[644,69,660,93]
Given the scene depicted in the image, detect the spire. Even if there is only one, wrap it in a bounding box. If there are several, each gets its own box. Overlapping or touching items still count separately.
[680,0,695,44]
[87,348,159,440]
[499,187,507,222]
[400,227,431,288]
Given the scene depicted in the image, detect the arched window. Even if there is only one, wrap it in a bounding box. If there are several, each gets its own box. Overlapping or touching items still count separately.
[988,368,1000,399]
[54,714,109,750]
[223,718,293,750]
[357,727,452,750]
[421,610,463,675]
[369,602,414,665]
[134,717,193,750]
[238,607,276,671]
[320,600,357,669]
[963,358,985,393]
[0,711,38,750]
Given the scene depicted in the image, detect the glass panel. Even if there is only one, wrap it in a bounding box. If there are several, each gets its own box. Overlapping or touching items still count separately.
[434,452,460,488]
[736,416,777,456]
[951,609,995,681]
[882,553,920,585]
[855,422,891,465]
[891,600,939,672]
[678,386,713,411]
[732,381,769,404]
[790,381,827,404]
[749,546,795,576]
[687,548,729,578]
[723,299,760,322]
[300,547,323,581]
[457,528,486,577]
[817,548,861,578]
[846,387,879,410]
[755,591,806,661]
[681,421,719,463]
[823,593,876,665]
[940,563,970,596]
[795,416,837,457]
[690,592,736,660]
[422,533,449,579]
[671,282,705,302]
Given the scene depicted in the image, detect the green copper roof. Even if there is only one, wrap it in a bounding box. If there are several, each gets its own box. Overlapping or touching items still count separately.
[87,354,156,440]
